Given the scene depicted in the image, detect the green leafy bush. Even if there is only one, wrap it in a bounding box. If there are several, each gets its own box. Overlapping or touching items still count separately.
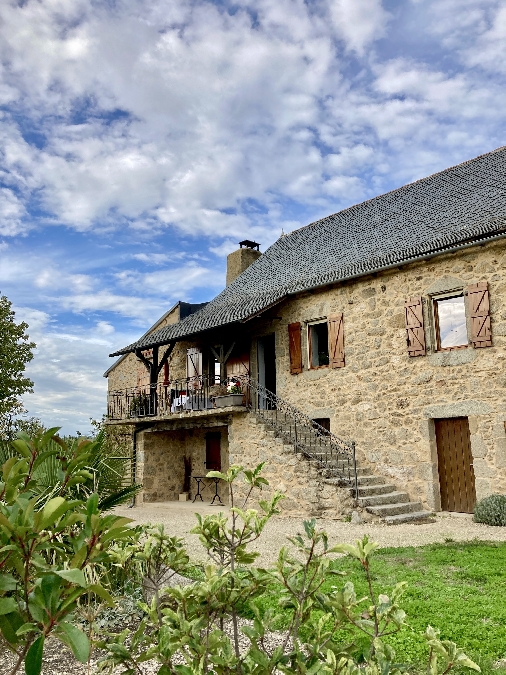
[0,428,137,675]
[473,494,506,526]
[0,428,139,510]
[97,463,481,675]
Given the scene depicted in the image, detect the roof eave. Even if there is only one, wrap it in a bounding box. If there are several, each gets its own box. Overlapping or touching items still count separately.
[107,227,506,359]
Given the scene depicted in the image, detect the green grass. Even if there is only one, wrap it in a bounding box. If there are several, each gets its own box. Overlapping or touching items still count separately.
[252,541,506,672]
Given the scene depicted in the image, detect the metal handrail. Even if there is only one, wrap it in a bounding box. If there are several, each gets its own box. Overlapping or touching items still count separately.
[107,374,358,493]
[236,375,358,492]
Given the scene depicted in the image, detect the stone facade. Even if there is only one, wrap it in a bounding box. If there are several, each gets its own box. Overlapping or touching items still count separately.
[247,239,506,510]
[106,238,506,515]
[136,418,230,504]
[229,412,354,518]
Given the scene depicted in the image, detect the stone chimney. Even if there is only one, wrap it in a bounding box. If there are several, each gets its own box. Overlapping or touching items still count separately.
[226,240,261,286]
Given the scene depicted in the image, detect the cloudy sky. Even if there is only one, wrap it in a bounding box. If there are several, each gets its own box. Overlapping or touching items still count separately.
[1,0,505,433]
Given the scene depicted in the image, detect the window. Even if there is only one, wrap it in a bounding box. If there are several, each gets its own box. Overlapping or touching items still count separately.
[312,418,330,434]
[308,321,329,368]
[433,295,468,351]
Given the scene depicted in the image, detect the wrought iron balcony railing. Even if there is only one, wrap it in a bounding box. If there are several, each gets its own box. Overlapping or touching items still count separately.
[107,374,357,492]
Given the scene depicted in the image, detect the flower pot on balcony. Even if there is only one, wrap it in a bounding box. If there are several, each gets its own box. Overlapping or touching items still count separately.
[214,394,244,408]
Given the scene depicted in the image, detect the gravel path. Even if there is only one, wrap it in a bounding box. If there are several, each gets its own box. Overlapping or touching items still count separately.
[113,501,506,566]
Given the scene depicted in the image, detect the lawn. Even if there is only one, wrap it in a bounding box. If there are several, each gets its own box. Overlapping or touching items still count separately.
[252,540,506,673]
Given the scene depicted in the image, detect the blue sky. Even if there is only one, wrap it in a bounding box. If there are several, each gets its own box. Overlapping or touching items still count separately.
[0,0,505,433]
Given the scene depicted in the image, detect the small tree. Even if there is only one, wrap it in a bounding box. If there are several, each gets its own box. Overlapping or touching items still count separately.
[0,294,36,417]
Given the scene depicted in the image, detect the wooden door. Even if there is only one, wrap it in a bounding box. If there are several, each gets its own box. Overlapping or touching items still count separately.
[205,433,221,472]
[435,418,476,513]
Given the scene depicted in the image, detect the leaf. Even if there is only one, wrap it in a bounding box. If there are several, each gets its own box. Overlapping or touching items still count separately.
[0,574,17,591]
[25,635,45,675]
[57,622,90,663]
[16,623,38,636]
[87,584,114,607]
[0,597,17,615]
[0,611,23,645]
[2,457,18,481]
[55,569,87,588]
[39,497,69,530]
[11,439,31,459]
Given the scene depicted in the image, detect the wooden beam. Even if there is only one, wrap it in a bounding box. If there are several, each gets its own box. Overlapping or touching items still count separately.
[156,343,175,377]
[135,348,152,372]
[150,346,159,386]
[210,342,235,382]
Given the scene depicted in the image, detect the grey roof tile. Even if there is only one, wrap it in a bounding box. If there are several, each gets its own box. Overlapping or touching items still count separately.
[110,146,506,356]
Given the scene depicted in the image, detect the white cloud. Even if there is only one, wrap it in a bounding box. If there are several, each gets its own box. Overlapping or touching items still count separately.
[0,0,503,245]
[13,303,140,434]
[116,262,223,298]
[96,320,115,335]
[133,253,171,265]
[209,239,239,257]
[0,188,27,236]
[328,0,390,55]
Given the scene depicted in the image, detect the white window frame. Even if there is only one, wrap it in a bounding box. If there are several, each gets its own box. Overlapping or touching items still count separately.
[307,318,329,370]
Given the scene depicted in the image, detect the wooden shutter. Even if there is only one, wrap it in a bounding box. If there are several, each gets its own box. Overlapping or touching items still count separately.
[328,313,345,368]
[288,322,302,374]
[468,282,492,348]
[404,297,426,357]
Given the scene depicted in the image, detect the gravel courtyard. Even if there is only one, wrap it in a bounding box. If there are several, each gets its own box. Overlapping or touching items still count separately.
[113,501,506,565]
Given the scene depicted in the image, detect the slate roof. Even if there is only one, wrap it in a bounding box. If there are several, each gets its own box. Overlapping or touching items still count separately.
[110,146,506,357]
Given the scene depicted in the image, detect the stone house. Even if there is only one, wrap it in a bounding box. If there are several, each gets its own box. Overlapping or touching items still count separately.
[105,147,506,523]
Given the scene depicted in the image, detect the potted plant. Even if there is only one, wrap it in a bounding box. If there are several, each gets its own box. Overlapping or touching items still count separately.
[214,380,244,408]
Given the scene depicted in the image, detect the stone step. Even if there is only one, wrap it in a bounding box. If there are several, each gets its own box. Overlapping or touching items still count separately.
[355,483,397,497]
[383,511,435,525]
[325,473,385,485]
[366,501,424,517]
[356,474,387,486]
[357,491,410,507]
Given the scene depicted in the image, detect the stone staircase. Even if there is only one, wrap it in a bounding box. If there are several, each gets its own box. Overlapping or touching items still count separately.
[253,409,434,525]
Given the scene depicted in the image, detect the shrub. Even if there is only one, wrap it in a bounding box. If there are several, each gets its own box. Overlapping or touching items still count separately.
[97,463,481,675]
[0,428,137,675]
[473,494,506,526]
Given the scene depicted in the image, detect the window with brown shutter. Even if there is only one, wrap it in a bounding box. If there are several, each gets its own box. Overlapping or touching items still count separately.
[288,322,303,374]
[468,282,492,348]
[308,321,329,368]
[328,313,345,368]
[405,297,426,357]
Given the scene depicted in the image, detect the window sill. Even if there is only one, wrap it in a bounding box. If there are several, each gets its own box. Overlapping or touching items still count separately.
[436,344,469,353]
[426,349,477,367]
[309,365,329,370]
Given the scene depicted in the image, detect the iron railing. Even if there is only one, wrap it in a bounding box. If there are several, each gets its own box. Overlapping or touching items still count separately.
[107,374,358,492]
[237,375,358,492]
[107,375,220,420]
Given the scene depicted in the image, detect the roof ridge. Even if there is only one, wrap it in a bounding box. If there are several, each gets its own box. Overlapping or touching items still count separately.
[286,145,506,238]
[108,146,506,358]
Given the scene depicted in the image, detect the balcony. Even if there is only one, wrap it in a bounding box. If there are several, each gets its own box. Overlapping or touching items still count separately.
[107,375,249,423]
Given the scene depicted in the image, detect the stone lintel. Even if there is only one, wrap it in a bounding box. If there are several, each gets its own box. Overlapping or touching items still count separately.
[423,400,493,418]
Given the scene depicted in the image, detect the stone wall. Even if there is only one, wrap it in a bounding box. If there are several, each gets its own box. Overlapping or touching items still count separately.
[248,239,506,510]
[136,424,229,504]
[109,238,506,515]
[229,412,353,518]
